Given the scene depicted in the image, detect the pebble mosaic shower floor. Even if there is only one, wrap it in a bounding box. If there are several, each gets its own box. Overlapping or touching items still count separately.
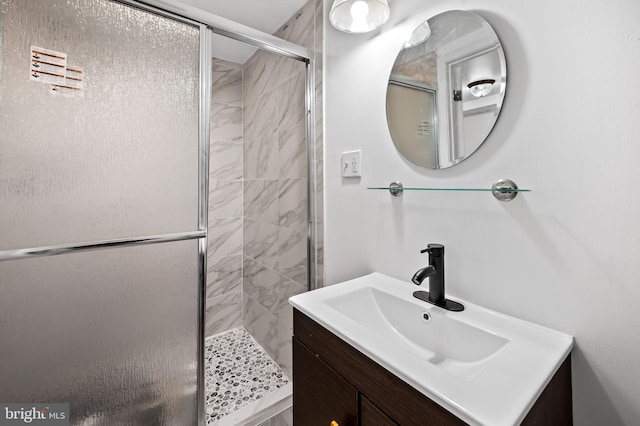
[205,327,290,425]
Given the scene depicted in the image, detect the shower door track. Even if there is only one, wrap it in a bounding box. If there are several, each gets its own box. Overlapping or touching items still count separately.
[130,0,312,61]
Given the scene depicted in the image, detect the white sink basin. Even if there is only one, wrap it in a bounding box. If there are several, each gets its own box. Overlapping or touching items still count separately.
[326,287,509,379]
[289,272,573,426]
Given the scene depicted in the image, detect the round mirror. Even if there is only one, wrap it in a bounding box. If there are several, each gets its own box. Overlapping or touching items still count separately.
[386,10,507,169]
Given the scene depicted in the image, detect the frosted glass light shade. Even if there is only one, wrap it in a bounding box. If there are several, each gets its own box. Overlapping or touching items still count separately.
[329,0,390,33]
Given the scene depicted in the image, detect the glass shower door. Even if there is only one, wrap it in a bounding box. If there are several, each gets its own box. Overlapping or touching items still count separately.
[0,0,206,424]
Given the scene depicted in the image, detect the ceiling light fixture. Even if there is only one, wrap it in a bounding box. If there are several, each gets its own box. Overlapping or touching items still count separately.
[467,79,496,97]
[329,0,390,34]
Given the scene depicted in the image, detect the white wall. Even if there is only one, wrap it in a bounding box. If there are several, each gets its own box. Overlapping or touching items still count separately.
[323,0,640,424]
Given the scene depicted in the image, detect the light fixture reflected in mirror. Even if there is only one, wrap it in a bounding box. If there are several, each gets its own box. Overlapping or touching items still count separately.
[329,0,390,33]
[467,79,496,97]
[403,21,431,48]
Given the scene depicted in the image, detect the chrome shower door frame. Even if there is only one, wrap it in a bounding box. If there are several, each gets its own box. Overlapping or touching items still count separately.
[5,0,319,423]
[0,0,318,421]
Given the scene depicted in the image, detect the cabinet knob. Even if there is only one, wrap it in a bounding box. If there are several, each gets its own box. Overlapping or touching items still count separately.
[330,421,339,426]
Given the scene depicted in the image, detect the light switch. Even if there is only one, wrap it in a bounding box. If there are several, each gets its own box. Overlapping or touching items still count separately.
[341,150,361,177]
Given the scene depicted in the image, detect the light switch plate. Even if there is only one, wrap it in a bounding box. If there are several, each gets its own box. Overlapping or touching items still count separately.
[341,150,361,177]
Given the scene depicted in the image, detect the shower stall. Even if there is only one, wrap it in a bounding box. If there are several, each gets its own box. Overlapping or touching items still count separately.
[0,0,322,424]
[202,3,323,423]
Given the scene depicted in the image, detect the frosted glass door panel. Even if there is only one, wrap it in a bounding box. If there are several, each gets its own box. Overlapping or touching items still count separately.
[387,83,438,169]
[0,241,199,425]
[0,0,200,250]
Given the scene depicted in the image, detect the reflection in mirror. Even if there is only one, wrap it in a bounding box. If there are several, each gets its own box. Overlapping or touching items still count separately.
[386,10,506,169]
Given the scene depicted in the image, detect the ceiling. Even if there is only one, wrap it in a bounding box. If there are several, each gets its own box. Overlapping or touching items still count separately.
[166,0,311,63]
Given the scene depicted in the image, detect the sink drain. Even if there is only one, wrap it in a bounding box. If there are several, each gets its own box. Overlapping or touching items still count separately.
[422,312,431,322]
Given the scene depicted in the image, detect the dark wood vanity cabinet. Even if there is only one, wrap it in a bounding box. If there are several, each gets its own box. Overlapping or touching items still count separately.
[293,338,358,425]
[292,309,573,426]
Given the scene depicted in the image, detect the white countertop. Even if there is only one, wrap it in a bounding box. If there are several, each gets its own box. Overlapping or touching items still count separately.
[289,272,573,426]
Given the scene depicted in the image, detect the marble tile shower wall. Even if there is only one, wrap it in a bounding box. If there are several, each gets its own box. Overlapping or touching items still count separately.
[242,0,322,377]
[206,59,244,337]
[204,0,323,379]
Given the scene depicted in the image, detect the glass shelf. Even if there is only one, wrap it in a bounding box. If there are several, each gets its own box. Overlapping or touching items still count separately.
[367,179,529,201]
[367,187,531,192]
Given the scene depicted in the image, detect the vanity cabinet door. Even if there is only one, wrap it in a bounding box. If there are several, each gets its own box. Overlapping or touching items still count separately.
[360,396,398,426]
[293,338,358,426]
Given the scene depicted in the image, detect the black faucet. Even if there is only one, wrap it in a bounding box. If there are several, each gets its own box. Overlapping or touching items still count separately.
[412,244,464,312]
